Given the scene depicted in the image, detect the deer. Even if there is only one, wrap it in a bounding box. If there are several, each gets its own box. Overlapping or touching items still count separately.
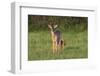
[48,22,65,54]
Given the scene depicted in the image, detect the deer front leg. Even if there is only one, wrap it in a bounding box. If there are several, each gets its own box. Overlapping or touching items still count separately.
[55,41,58,53]
[52,41,55,54]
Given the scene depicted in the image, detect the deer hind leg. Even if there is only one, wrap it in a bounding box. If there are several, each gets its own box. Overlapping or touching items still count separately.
[55,41,61,54]
[61,39,64,50]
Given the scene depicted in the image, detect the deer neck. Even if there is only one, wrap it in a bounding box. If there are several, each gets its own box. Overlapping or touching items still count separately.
[50,30,55,42]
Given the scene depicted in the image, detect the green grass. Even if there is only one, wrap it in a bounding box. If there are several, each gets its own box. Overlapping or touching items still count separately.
[28,30,88,61]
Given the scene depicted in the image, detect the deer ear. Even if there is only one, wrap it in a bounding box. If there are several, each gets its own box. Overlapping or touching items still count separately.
[54,25,58,28]
[48,25,52,29]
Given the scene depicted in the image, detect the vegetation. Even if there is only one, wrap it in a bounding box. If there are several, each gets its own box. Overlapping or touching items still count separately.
[28,15,88,60]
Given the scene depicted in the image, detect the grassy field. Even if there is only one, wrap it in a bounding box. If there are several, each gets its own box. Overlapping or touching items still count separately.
[28,30,88,61]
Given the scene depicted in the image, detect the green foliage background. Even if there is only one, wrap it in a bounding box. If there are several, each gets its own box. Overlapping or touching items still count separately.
[28,15,88,60]
[28,15,88,32]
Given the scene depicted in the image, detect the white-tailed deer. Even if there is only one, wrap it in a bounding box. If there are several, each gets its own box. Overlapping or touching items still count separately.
[48,23,64,54]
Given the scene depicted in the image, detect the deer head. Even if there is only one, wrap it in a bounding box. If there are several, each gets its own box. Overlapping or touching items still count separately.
[48,24,58,31]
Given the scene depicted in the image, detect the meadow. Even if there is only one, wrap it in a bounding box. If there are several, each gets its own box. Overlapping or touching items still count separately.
[28,30,88,60]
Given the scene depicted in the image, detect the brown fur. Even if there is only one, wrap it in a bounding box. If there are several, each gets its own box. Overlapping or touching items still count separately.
[48,24,65,54]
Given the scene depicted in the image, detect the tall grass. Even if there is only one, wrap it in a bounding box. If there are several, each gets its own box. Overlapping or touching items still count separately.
[28,30,88,60]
